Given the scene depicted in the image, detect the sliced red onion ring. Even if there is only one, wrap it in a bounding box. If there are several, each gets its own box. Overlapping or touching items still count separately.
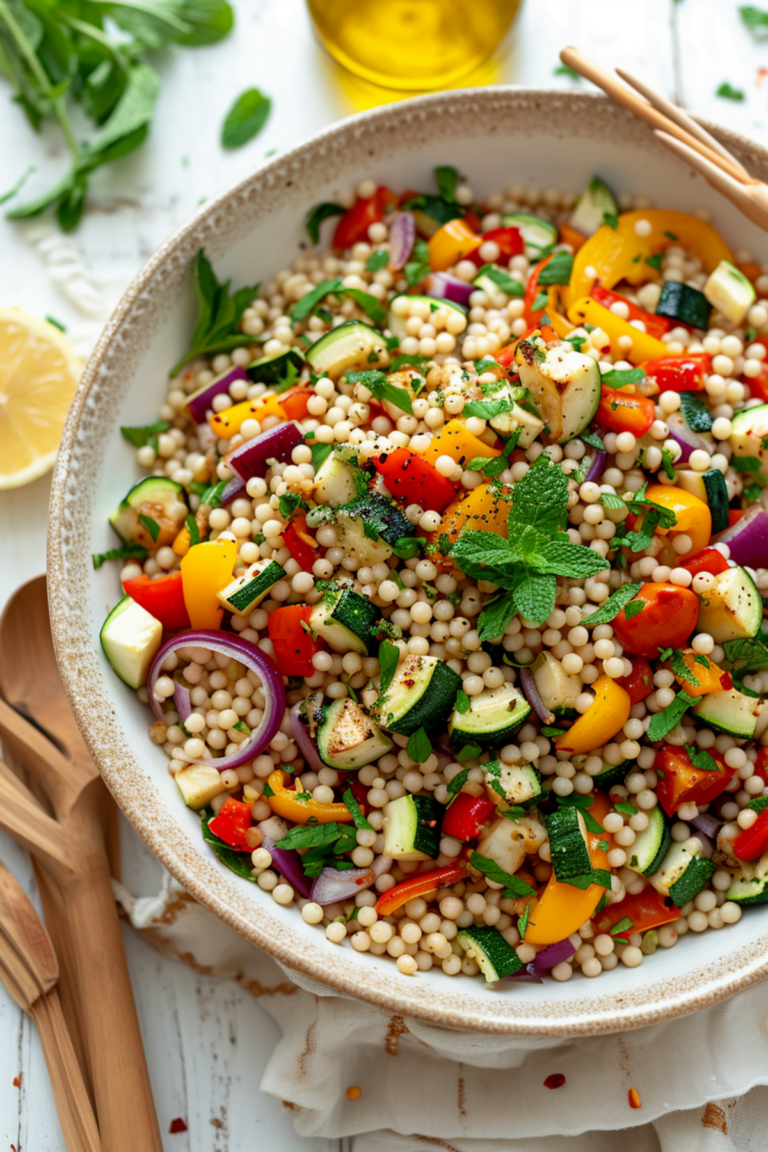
[148,630,285,771]
[228,422,304,483]
[533,937,576,975]
[584,449,607,485]
[715,497,768,569]
[691,831,714,859]
[310,865,376,905]
[434,741,455,761]
[519,667,556,726]
[221,477,246,506]
[691,812,723,840]
[424,272,473,308]
[665,412,711,463]
[388,213,416,270]
[262,836,312,899]
[172,676,192,724]
[186,367,250,425]
[290,700,326,774]
[506,961,544,983]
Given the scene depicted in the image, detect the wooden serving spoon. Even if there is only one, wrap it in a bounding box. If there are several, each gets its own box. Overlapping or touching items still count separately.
[0,576,162,1152]
[0,860,102,1152]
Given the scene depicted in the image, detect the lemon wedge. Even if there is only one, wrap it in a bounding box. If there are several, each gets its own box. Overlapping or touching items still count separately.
[0,308,82,489]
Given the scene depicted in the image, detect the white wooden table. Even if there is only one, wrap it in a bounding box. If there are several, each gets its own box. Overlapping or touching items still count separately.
[1,1,766,1146]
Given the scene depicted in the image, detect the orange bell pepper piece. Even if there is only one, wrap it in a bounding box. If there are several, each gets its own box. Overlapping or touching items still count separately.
[375,863,468,916]
[422,419,500,470]
[209,394,287,440]
[670,649,732,697]
[558,220,587,252]
[555,675,631,755]
[428,219,482,272]
[525,793,614,946]
[279,387,313,421]
[428,482,512,562]
[180,538,237,630]
[172,524,192,557]
[266,770,353,826]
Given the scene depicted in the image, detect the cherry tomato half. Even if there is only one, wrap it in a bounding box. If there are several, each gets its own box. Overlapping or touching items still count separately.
[333,187,396,249]
[596,388,656,437]
[654,745,735,817]
[612,582,700,658]
[616,657,654,705]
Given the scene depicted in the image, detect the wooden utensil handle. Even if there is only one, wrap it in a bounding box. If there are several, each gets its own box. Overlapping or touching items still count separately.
[47,842,163,1152]
[31,988,102,1152]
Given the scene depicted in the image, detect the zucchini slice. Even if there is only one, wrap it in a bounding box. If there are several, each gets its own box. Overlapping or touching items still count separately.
[533,652,582,720]
[649,838,715,907]
[655,281,711,329]
[382,794,443,860]
[109,476,188,549]
[100,596,162,689]
[313,448,368,507]
[693,686,759,740]
[246,347,305,384]
[316,697,393,770]
[305,321,389,380]
[626,806,671,877]
[175,764,227,810]
[217,558,286,616]
[675,468,729,535]
[704,259,756,325]
[726,856,768,905]
[547,806,592,882]
[309,586,380,655]
[456,925,522,982]
[730,403,768,478]
[696,566,763,644]
[514,337,601,443]
[326,492,416,566]
[500,212,558,254]
[449,683,531,750]
[373,653,461,736]
[586,758,633,791]
[484,761,541,809]
[569,176,619,238]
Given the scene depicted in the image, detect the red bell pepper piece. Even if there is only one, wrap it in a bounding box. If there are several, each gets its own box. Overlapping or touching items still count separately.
[282,513,321,572]
[733,809,768,861]
[640,354,711,393]
[523,254,555,326]
[268,605,321,677]
[468,226,524,266]
[122,572,190,633]
[616,657,654,705]
[752,748,768,787]
[654,745,736,817]
[497,326,537,368]
[681,547,729,578]
[591,286,670,341]
[333,187,396,249]
[375,862,468,916]
[441,792,496,842]
[727,510,744,529]
[592,886,680,938]
[595,387,655,437]
[207,797,253,851]
[371,447,456,512]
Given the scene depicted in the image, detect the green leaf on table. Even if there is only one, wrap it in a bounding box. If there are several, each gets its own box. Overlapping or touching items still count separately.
[716,82,745,101]
[221,88,271,148]
[740,5,768,38]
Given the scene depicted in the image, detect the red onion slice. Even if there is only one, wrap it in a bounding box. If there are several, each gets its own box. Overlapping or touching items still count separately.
[424,272,473,308]
[584,449,607,485]
[388,213,416,270]
[148,630,285,770]
[506,961,544,983]
[228,422,304,483]
[290,700,326,774]
[519,667,556,726]
[691,812,723,840]
[533,937,576,975]
[665,412,711,463]
[186,367,249,425]
[173,676,193,724]
[714,497,768,569]
[310,865,375,905]
[691,831,715,859]
[262,836,312,899]
[221,477,246,506]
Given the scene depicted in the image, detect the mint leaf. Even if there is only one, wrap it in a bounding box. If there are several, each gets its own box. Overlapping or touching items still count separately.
[645,253,663,271]
[684,743,720,772]
[678,392,714,433]
[407,727,432,764]
[446,767,470,799]
[456,743,483,761]
[716,82,745,101]
[507,453,569,538]
[378,640,400,694]
[343,789,373,830]
[474,264,525,297]
[603,212,619,230]
[623,599,645,620]
[537,252,574,285]
[346,369,413,414]
[455,689,471,715]
[120,420,171,447]
[647,691,698,742]
[723,632,768,677]
[741,5,768,38]
[138,513,160,542]
[535,539,610,579]
[221,88,271,148]
[477,591,518,641]
[305,202,345,245]
[435,165,460,203]
[610,917,634,936]
[582,582,643,625]
[463,397,518,419]
[92,543,148,570]
[614,801,638,815]
[669,649,700,687]
[470,852,536,897]
[511,569,556,626]
[518,902,531,940]
[171,249,260,375]
[292,280,386,325]
[366,250,390,272]
[600,367,646,388]
[732,455,762,473]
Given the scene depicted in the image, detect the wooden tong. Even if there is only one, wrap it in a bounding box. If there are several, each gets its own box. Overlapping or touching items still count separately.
[560,46,768,232]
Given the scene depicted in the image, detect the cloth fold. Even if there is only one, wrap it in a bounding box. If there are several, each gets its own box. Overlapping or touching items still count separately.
[114,873,768,1151]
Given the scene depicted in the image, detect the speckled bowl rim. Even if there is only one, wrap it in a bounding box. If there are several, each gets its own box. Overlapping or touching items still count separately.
[48,87,768,1036]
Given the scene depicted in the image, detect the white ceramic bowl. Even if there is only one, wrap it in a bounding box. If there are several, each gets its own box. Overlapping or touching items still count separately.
[49,88,768,1035]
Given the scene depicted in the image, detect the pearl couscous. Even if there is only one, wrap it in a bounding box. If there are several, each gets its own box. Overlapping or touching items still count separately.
[97,167,768,985]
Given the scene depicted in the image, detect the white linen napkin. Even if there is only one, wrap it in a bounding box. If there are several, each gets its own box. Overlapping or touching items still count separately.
[114,872,768,1151]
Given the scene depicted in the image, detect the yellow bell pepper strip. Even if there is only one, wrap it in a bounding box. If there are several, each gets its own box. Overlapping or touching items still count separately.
[427,218,482,272]
[172,524,191,557]
[209,394,287,440]
[525,793,614,946]
[545,288,574,339]
[422,419,501,471]
[180,537,237,630]
[566,210,734,307]
[670,649,732,698]
[266,770,353,826]
[428,481,512,564]
[642,484,711,561]
[555,675,631,755]
[566,297,670,365]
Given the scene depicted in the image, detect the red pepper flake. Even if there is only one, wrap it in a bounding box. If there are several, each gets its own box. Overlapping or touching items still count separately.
[12,1075,21,1088]
[544,1073,566,1089]
[629,1087,642,1109]
[169,1118,188,1134]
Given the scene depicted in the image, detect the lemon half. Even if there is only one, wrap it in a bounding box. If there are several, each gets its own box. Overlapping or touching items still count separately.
[0,308,82,489]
